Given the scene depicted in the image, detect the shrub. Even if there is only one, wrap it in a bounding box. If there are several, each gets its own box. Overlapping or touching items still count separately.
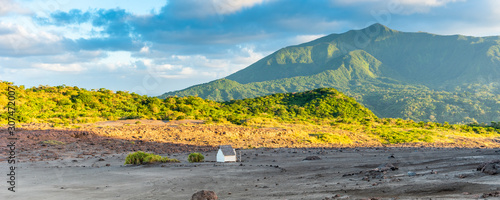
[188,153,205,163]
[124,151,180,165]
[124,151,149,165]
[161,157,180,163]
[143,154,162,163]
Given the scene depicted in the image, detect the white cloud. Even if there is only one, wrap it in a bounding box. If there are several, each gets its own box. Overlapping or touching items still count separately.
[397,0,461,6]
[0,0,31,16]
[335,0,460,6]
[277,18,343,33]
[488,0,500,17]
[211,0,269,15]
[140,46,150,53]
[131,45,266,80]
[333,0,464,14]
[169,0,270,18]
[179,67,195,75]
[33,63,84,72]
[48,0,165,15]
[292,34,326,45]
[41,50,107,64]
[0,21,65,56]
[231,45,265,66]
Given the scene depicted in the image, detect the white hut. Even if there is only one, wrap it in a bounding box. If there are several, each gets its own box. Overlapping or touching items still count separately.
[216,145,236,162]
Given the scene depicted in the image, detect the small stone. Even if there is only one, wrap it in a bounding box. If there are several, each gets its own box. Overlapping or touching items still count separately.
[191,190,218,200]
[304,156,321,160]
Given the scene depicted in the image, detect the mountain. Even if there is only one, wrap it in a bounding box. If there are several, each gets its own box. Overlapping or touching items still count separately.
[160,24,500,124]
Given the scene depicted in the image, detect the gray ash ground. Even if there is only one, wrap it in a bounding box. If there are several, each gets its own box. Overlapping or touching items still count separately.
[1,144,499,199]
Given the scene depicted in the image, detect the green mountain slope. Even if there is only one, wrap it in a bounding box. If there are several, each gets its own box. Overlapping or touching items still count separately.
[161,24,500,124]
[226,23,500,87]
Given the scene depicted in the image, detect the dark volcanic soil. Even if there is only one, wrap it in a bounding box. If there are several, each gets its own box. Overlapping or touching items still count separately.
[0,121,499,199]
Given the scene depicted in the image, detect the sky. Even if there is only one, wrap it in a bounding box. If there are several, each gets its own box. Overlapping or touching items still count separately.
[1,0,500,96]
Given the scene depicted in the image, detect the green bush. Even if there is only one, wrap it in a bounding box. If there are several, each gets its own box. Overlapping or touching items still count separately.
[124,151,180,165]
[143,154,162,163]
[124,151,149,165]
[188,153,205,163]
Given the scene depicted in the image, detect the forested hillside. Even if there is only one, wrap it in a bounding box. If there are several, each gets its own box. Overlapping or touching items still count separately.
[0,82,374,125]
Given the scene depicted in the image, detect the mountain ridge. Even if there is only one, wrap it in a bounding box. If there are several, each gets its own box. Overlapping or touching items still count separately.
[161,23,500,124]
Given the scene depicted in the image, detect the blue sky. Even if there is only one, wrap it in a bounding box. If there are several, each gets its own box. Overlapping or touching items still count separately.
[1,0,500,96]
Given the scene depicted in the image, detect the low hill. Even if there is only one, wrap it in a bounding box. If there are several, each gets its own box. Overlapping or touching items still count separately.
[0,82,374,125]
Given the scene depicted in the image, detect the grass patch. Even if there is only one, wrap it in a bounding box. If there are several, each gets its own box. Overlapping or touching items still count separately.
[307,132,352,144]
[188,153,205,163]
[124,151,180,165]
[377,129,435,144]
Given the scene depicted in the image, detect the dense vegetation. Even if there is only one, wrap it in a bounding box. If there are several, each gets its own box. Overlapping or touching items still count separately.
[0,81,374,125]
[161,23,500,124]
[124,151,179,165]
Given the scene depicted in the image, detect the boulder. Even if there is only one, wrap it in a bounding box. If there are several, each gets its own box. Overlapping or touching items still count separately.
[304,156,321,160]
[376,163,398,172]
[477,160,500,175]
[191,190,218,200]
[481,163,500,175]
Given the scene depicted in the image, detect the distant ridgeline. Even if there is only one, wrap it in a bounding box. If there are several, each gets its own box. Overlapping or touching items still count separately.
[0,82,374,125]
[160,23,500,124]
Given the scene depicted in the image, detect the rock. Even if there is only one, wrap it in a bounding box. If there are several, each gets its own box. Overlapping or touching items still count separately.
[478,160,500,175]
[477,160,500,171]
[376,163,398,172]
[481,191,500,198]
[304,156,321,160]
[191,190,218,200]
[481,163,500,175]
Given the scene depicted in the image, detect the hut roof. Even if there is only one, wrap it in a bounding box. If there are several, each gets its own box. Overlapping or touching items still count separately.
[219,145,235,156]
